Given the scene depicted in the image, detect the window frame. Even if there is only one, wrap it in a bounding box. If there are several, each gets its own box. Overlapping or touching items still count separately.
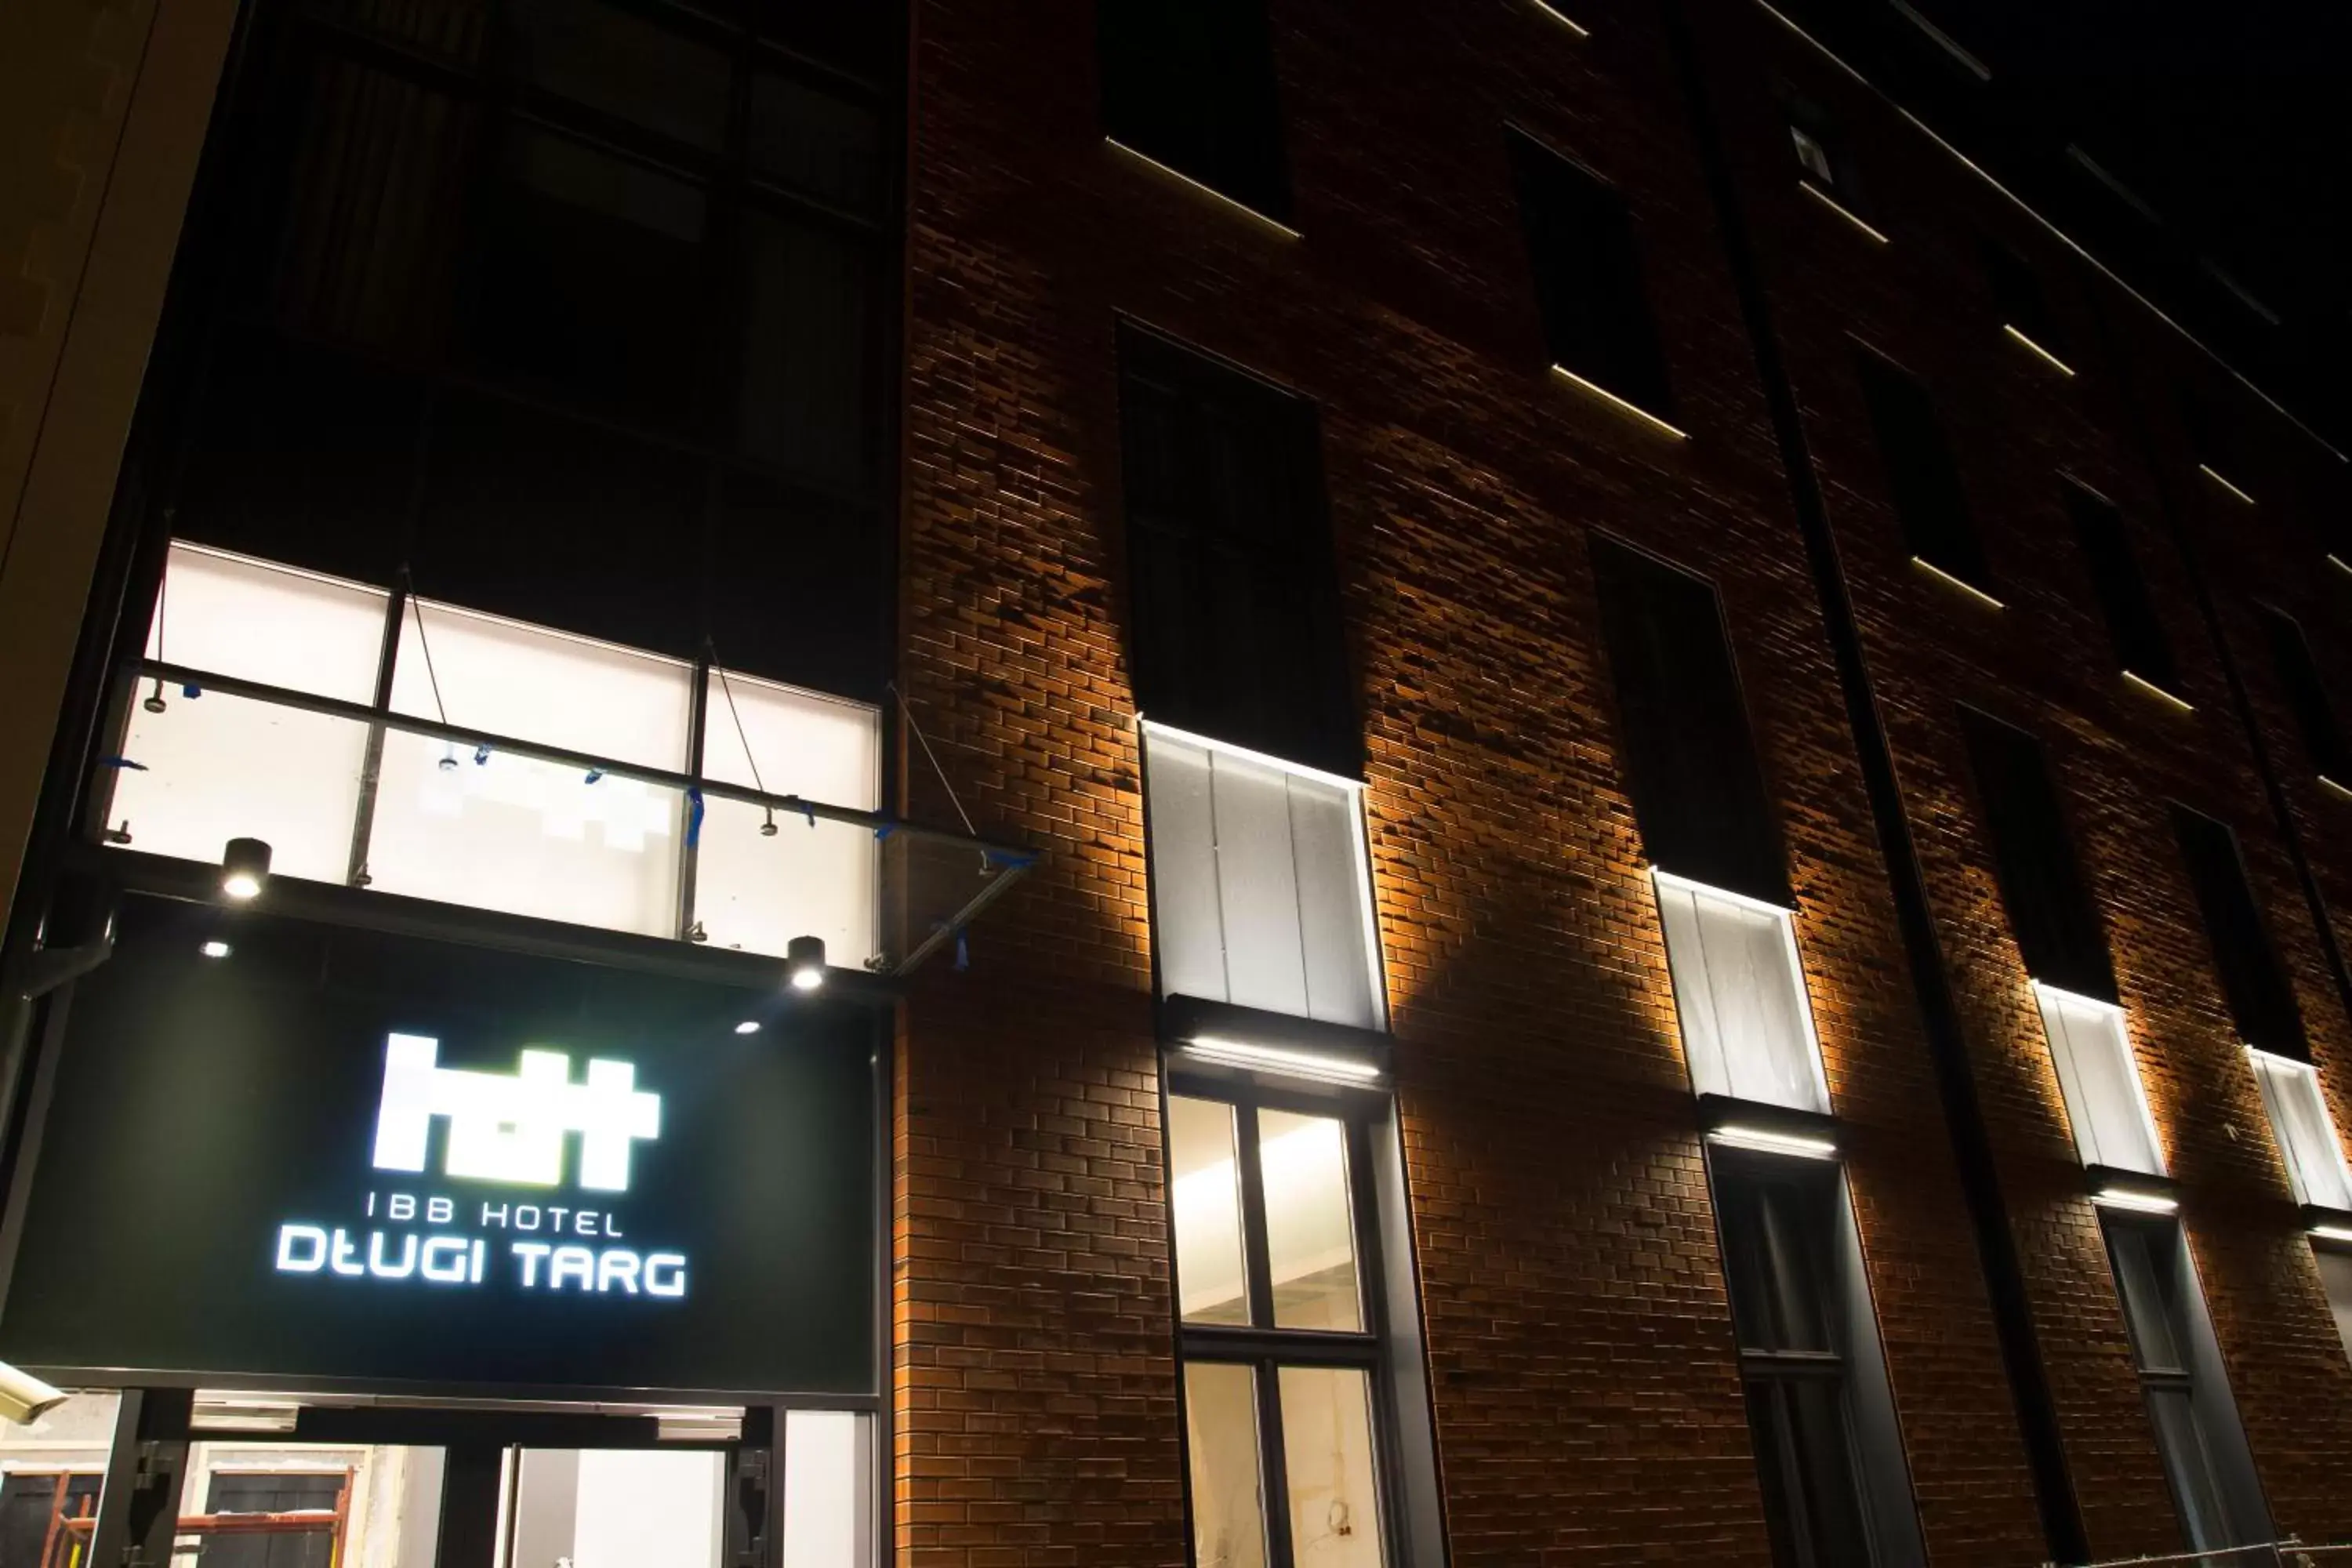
[1165,1073,1410,1568]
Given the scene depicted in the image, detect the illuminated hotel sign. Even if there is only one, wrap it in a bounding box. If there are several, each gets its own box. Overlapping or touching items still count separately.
[0,898,877,1396]
[268,1036,688,1298]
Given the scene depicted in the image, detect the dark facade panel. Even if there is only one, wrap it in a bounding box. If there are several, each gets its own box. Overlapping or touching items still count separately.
[1097,0,1290,221]
[2063,483,2177,695]
[1505,129,1675,419]
[1854,351,1991,593]
[2171,806,2306,1058]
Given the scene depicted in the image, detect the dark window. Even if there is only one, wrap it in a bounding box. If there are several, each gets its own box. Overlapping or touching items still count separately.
[1853,353,1991,592]
[1591,538,1784,904]
[1780,88,1868,216]
[0,1473,101,1568]
[1715,1160,1878,1568]
[203,1472,348,1568]
[2257,606,2348,786]
[1116,325,1355,774]
[2063,484,2177,694]
[2172,808,2306,1058]
[1982,240,2065,358]
[2183,392,2255,497]
[1506,129,1674,419]
[1958,707,2115,1000]
[1097,0,1289,222]
[2102,1218,2269,1553]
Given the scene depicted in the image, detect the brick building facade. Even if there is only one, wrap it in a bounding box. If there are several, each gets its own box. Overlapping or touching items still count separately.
[0,1,2347,1566]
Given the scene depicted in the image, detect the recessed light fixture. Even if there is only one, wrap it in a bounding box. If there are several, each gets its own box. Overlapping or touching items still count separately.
[200,939,232,960]
[734,1020,761,1036]
[787,935,826,993]
[1707,1125,1838,1160]
[2311,1224,2352,1245]
[2091,1187,2178,1215]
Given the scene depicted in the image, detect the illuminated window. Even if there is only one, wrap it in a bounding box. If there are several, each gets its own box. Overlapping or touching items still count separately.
[1142,723,1383,1032]
[2101,1218,2270,1554]
[2034,984,2165,1178]
[1656,873,1829,1116]
[1167,1090,1397,1568]
[2248,1051,2352,1214]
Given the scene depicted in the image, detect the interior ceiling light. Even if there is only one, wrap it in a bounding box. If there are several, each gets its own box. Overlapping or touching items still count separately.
[734,1020,761,1036]
[221,836,272,902]
[200,939,233,960]
[788,935,826,993]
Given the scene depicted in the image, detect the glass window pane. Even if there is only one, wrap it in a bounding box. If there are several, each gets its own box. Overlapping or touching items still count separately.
[1184,1363,1268,1568]
[1169,1098,1250,1325]
[392,599,694,771]
[148,543,388,702]
[1655,875,1828,1116]
[110,691,370,884]
[2314,1248,2352,1368]
[738,212,870,485]
[2036,985,2165,1176]
[2107,1224,2186,1374]
[1719,1171,1835,1355]
[0,1390,120,1564]
[503,0,731,151]
[171,1434,445,1568]
[1744,1377,1871,1568]
[2250,1052,2352,1212]
[691,806,875,967]
[2147,1386,2231,1552]
[782,1410,870,1568]
[702,670,877,805]
[1276,1366,1385,1568]
[364,728,682,935]
[750,73,880,212]
[1258,1109,1361,1332]
[566,1449,726,1568]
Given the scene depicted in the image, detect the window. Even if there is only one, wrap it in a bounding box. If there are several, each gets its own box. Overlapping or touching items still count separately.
[2315,1248,2352,1367]
[1168,1087,1399,1568]
[109,543,880,958]
[1098,0,1289,223]
[1854,353,1991,596]
[2248,1051,2352,1214]
[1506,129,1674,422]
[2101,1218,2270,1554]
[2256,605,2347,788]
[1982,241,2069,369]
[1143,724,1383,1031]
[1957,708,2114,1002]
[1656,873,1829,1116]
[1713,1156,1922,1568]
[1780,89,1867,215]
[1590,539,1784,904]
[2034,983,2165,1178]
[2172,808,2303,1057]
[2065,485,2179,699]
[1117,325,1355,775]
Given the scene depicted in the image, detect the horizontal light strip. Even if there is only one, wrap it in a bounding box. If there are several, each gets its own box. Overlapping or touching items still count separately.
[1909,557,2005,609]
[2122,670,2194,713]
[1105,139,1302,239]
[1708,1126,1838,1161]
[1799,181,1889,245]
[1136,717,1365,795]
[1745,0,2346,466]
[2329,554,2350,578]
[2092,1187,2179,1216]
[1650,866,1795,918]
[2198,464,2257,506]
[2313,1224,2352,1245]
[2321,775,2352,804]
[2002,325,2077,378]
[1548,367,1690,440]
[1184,1036,1383,1085]
[1529,0,1590,37]
[1886,0,1989,80]
[2031,979,2125,1016]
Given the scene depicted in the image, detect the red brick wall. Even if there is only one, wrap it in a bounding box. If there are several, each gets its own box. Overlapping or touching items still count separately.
[897,1,2350,1564]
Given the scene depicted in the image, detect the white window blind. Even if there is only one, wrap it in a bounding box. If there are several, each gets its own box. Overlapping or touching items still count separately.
[2034,983,2166,1176]
[2248,1050,2352,1213]
[1653,869,1830,1115]
[1142,723,1383,1032]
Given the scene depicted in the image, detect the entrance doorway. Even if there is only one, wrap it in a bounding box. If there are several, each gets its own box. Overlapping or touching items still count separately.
[34,1393,872,1568]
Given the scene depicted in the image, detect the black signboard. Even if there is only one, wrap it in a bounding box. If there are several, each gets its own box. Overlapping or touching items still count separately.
[0,897,877,1396]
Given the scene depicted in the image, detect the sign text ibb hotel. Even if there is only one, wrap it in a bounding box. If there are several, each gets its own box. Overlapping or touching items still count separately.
[273,1033,689,1298]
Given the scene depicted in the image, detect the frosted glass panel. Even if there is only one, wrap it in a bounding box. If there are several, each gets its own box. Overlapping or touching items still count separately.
[147,543,387,702]
[702,670,877,804]
[365,729,681,935]
[1142,725,1384,1031]
[1184,1363,1268,1568]
[392,600,692,771]
[2315,1249,2352,1368]
[2249,1051,2352,1212]
[109,690,370,883]
[782,1410,869,1568]
[1258,1109,1359,1332]
[1170,1096,1250,1325]
[572,1450,724,1568]
[1654,873,1830,1115]
[2036,985,2165,1176]
[1276,1367,1385,1568]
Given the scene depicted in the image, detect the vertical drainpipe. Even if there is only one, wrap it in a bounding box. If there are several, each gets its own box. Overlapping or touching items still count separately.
[1657,3,2090,1560]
